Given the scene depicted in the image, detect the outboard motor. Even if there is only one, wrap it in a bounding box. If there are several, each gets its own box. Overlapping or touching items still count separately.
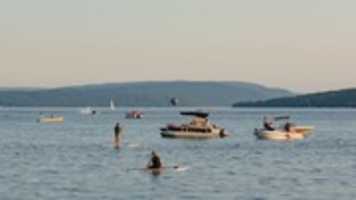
[219,129,228,138]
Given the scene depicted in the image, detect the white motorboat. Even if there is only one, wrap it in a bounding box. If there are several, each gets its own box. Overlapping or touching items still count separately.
[254,126,314,141]
[160,111,229,139]
[254,116,314,141]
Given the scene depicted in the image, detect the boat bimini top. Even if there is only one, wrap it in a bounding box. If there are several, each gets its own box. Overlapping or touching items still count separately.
[180,111,209,118]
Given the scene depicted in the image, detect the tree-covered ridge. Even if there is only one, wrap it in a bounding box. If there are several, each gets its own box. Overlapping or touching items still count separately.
[234,88,356,107]
[0,81,292,107]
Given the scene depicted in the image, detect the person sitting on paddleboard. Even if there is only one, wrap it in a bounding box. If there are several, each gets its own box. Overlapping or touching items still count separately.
[263,117,275,131]
[147,151,162,169]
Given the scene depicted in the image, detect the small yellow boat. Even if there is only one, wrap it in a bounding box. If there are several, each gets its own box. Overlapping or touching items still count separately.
[37,115,64,123]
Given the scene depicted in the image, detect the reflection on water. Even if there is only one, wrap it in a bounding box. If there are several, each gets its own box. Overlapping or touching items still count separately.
[0,107,356,199]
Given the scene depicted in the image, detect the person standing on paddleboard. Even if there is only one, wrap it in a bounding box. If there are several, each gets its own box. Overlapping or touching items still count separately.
[114,123,122,149]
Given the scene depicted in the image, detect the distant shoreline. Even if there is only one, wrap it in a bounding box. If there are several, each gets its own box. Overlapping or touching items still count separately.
[0,105,356,109]
[234,87,356,108]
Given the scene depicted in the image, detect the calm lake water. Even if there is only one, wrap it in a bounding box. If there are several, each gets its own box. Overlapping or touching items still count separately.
[1,107,356,200]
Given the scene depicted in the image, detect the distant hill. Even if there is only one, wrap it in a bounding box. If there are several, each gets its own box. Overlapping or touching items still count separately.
[0,81,293,107]
[0,87,42,91]
[234,88,356,108]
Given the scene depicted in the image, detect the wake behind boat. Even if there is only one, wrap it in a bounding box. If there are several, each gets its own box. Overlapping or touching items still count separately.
[160,111,229,139]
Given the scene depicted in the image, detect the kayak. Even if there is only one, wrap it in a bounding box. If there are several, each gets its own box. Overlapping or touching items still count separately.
[128,166,188,173]
[254,126,314,141]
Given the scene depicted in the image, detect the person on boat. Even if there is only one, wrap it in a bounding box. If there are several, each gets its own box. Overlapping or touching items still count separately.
[146,151,162,169]
[284,122,295,132]
[114,123,122,148]
[263,117,275,131]
[219,129,229,138]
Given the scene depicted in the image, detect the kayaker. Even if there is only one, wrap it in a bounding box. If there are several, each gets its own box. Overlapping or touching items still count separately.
[146,151,162,169]
[114,123,122,148]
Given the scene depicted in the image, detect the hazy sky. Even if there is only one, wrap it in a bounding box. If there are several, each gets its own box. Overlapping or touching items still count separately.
[0,0,355,92]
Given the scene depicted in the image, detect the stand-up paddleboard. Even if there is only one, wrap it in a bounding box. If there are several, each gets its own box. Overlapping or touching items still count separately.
[113,138,122,149]
[127,165,189,173]
[174,166,190,172]
[112,142,143,149]
[127,143,143,148]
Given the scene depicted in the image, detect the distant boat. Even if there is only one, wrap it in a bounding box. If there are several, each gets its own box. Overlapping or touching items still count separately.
[110,99,116,111]
[126,111,143,119]
[37,115,64,123]
[80,107,96,115]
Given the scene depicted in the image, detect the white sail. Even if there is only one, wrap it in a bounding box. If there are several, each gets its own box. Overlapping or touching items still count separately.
[110,99,116,111]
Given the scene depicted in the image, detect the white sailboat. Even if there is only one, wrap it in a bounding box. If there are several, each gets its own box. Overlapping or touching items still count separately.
[110,99,116,111]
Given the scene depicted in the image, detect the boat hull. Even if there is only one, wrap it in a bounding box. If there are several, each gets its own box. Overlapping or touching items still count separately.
[161,129,224,139]
[37,117,64,123]
[126,112,143,119]
[254,126,314,141]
